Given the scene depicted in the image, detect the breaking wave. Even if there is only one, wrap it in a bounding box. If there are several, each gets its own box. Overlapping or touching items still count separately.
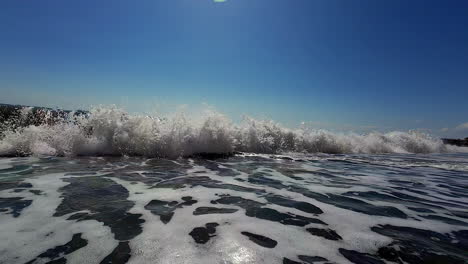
[0,106,456,158]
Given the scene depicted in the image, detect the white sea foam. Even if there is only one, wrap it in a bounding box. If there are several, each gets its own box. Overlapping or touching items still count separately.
[0,106,457,158]
[0,155,466,263]
[110,160,467,264]
[0,172,117,264]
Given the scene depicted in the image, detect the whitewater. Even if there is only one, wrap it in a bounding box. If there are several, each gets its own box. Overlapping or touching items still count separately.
[1,105,467,264]
[0,106,459,158]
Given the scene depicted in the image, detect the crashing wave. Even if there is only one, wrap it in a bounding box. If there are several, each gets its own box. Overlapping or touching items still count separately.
[0,105,455,158]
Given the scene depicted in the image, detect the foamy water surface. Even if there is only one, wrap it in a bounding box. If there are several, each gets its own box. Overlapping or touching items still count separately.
[0,152,467,264]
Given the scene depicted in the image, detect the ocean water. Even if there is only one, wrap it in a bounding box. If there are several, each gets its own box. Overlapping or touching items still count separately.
[0,106,458,157]
[0,107,467,264]
[0,153,467,264]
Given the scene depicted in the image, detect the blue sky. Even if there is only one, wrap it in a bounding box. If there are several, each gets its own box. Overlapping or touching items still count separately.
[1,0,467,137]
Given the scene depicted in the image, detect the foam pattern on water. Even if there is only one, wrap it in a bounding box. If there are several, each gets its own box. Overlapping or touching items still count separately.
[0,153,467,264]
[0,106,459,157]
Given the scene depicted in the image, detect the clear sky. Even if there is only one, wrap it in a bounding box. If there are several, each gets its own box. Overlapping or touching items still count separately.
[1,0,467,137]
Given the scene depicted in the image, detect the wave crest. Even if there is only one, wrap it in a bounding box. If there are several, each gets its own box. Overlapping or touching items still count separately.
[0,106,452,157]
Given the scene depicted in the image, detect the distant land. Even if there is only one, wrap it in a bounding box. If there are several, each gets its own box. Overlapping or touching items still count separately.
[1,103,467,147]
[0,103,87,128]
[441,138,468,147]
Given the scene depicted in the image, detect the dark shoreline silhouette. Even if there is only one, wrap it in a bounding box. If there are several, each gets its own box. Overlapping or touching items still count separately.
[0,103,87,128]
[442,138,468,147]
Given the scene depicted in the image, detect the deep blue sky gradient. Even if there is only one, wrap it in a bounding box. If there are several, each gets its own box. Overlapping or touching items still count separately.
[1,0,467,136]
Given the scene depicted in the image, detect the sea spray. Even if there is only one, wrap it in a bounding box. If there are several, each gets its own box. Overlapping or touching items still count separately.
[0,105,452,157]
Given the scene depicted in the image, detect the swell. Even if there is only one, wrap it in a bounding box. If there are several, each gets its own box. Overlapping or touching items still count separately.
[0,105,454,158]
